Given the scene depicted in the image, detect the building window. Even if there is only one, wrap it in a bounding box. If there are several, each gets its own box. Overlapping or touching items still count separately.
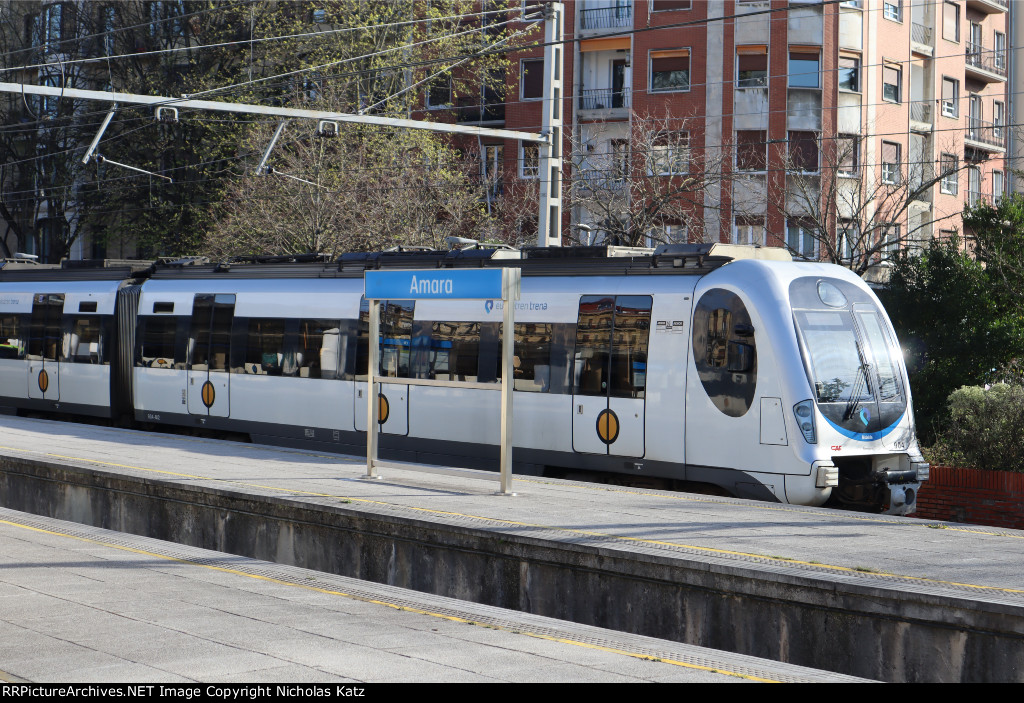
[993,171,1004,204]
[837,135,859,177]
[994,101,1005,141]
[942,1,959,43]
[789,47,820,89]
[968,166,982,206]
[427,74,452,108]
[883,1,902,22]
[994,31,1006,71]
[733,216,765,247]
[737,46,768,88]
[788,131,818,173]
[519,142,539,179]
[839,222,859,261]
[940,153,958,194]
[521,59,543,101]
[882,225,900,259]
[838,56,860,92]
[786,220,818,259]
[482,145,503,198]
[650,50,690,92]
[736,131,767,172]
[941,77,958,117]
[647,224,687,246]
[648,132,689,175]
[882,63,901,103]
[42,2,62,47]
[881,141,901,184]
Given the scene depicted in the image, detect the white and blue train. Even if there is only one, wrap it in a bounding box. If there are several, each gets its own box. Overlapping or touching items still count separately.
[0,244,928,514]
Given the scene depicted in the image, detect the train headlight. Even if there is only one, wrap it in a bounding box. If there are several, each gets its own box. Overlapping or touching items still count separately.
[793,400,816,444]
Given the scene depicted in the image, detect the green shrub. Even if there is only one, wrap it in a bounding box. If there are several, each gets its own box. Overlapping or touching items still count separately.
[930,383,1024,472]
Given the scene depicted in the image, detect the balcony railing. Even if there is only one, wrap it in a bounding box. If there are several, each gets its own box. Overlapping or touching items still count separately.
[966,117,1006,149]
[580,5,633,30]
[579,88,630,110]
[911,22,932,46]
[965,44,1007,77]
[576,168,628,192]
[910,100,932,124]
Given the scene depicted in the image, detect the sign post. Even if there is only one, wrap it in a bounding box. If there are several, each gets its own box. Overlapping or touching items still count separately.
[363,268,522,494]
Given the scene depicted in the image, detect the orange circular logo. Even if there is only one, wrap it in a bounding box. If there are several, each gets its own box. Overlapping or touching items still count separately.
[38,369,48,393]
[201,381,216,408]
[596,409,619,445]
[378,393,390,424]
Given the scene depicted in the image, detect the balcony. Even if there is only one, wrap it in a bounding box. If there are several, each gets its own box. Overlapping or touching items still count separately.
[910,100,932,129]
[579,89,630,111]
[579,5,632,33]
[576,168,628,192]
[966,117,1006,152]
[965,44,1007,82]
[965,0,1007,14]
[911,22,932,54]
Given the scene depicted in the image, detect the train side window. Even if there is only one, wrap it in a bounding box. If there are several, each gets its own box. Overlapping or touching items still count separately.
[573,296,615,396]
[379,300,414,378]
[692,288,757,417]
[296,319,341,379]
[610,296,653,399]
[62,316,108,364]
[0,314,25,359]
[189,294,235,372]
[573,296,652,398]
[506,322,554,392]
[137,316,181,369]
[240,318,286,375]
[353,299,415,380]
[27,293,64,361]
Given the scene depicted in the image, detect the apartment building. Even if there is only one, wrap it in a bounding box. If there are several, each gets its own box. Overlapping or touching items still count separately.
[454,0,1009,269]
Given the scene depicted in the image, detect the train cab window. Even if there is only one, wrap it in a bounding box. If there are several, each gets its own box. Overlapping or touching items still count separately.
[241,319,286,375]
[138,316,183,369]
[63,316,108,364]
[692,288,757,417]
[0,315,24,359]
[296,319,341,379]
[573,296,653,399]
[27,293,64,361]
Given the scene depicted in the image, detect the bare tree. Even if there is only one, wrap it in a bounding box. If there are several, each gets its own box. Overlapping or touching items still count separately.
[565,113,729,247]
[776,133,973,277]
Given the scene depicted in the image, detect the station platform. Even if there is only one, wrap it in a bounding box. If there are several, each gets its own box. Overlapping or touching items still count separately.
[1,415,1022,682]
[0,507,859,683]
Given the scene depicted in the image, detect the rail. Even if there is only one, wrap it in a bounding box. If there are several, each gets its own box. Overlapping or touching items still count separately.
[579,5,632,30]
[579,88,630,110]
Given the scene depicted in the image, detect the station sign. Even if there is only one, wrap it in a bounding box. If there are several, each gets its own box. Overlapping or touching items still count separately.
[364,268,505,301]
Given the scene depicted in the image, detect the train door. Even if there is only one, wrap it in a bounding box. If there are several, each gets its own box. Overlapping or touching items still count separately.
[572,295,652,458]
[186,294,235,418]
[27,293,63,401]
[353,299,410,436]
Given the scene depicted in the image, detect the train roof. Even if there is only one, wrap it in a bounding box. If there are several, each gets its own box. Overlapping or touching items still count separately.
[0,245,796,283]
[143,244,792,281]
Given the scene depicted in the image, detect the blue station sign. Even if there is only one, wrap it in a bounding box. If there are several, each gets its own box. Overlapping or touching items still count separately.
[365,268,505,300]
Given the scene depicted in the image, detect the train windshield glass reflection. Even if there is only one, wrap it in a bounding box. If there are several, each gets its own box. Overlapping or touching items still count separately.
[794,310,872,404]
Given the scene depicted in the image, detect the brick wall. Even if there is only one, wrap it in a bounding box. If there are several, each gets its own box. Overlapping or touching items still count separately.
[913,465,1024,530]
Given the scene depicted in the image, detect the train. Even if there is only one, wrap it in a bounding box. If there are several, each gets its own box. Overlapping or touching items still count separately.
[0,243,928,515]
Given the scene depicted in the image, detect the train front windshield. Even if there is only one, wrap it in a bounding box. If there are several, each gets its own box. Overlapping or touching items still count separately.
[790,278,908,440]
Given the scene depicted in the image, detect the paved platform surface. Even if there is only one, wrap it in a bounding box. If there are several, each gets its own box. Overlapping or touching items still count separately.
[3,415,1022,596]
[0,507,860,683]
